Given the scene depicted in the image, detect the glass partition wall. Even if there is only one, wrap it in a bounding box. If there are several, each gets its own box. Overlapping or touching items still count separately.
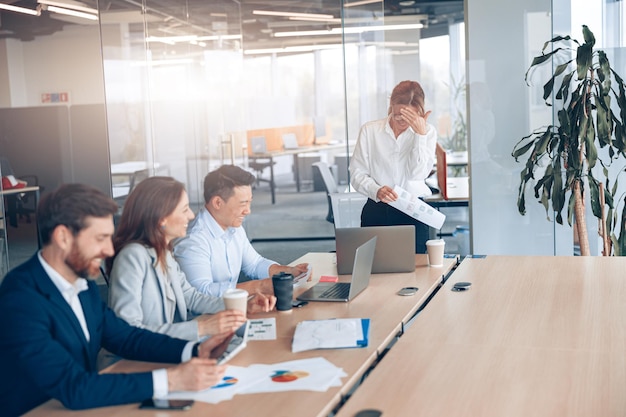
[98,0,465,240]
[467,0,626,255]
[3,0,626,277]
[0,0,465,275]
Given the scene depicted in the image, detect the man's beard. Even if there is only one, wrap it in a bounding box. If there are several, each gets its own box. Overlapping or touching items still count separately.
[65,242,101,280]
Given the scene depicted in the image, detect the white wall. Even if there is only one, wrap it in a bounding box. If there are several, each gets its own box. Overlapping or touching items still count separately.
[7,24,105,107]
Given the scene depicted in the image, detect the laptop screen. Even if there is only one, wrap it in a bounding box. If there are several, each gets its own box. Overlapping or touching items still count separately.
[282,133,299,149]
[335,225,416,274]
[250,136,267,154]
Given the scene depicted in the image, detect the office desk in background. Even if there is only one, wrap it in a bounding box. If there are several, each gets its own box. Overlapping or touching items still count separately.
[1,186,41,247]
[336,255,626,417]
[110,162,168,199]
[250,142,352,204]
[424,176,469,207]
[0,186,40,207]
[25,253,457,417]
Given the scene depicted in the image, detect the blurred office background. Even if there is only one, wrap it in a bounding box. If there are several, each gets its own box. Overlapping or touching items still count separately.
[1,0,624,279]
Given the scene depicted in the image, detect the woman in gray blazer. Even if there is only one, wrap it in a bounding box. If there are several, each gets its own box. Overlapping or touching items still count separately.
[108,176,275,341]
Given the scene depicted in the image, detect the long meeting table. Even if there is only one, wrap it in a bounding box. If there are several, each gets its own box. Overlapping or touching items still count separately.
[335,255,626,417]
[25,253,457,417]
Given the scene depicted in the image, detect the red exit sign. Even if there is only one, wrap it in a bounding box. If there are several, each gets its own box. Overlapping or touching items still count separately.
[41,92,70,104]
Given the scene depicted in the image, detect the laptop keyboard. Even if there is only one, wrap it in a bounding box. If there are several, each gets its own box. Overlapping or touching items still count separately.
[319,283,350,299]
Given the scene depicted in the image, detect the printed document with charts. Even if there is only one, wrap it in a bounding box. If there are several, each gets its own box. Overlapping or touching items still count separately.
[389,185,446,229]
[166,357,346,404]
[292,318,370,353]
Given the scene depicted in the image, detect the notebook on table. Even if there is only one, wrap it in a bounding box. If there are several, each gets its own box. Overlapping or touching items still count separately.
[335,225,416,274]
[297,236,377,303]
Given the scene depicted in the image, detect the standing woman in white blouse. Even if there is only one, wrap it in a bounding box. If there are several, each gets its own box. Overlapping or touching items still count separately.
[349,80,437,253]
[107,176,274,342]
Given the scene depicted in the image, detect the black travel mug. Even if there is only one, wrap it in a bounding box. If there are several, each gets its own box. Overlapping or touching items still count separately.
[272,272,294,312]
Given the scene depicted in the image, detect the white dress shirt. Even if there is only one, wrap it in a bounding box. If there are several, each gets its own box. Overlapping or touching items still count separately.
[349,116,437,200]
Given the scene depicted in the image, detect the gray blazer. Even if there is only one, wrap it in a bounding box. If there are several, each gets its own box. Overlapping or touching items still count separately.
[108,243,225,341]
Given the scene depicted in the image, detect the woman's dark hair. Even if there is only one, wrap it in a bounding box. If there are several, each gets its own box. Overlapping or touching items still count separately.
[109,176,185,271]
[203,164,255,204]
[38,183,118,246]
[388,80,426,115]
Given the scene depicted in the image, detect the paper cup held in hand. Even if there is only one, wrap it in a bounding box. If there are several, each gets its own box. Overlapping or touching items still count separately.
[426,239,445,267]
[223,288,248,316]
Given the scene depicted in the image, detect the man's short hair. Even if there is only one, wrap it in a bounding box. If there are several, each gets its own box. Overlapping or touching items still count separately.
[203,165,255,203]
[37,183,119,245]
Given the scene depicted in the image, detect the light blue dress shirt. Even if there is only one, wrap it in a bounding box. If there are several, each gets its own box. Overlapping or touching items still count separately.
[173,207,275,297]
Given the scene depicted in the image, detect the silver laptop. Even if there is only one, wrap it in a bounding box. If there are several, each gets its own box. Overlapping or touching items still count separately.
[335,225,415,274]
[297,236,376,302]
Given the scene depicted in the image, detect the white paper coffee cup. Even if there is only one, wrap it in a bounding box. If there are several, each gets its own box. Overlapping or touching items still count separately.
[426,239,445,267]
[223,288,248,316]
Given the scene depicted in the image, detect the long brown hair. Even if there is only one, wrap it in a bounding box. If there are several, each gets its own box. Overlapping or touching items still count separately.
[108,176,185,272]
[388,80,425,115]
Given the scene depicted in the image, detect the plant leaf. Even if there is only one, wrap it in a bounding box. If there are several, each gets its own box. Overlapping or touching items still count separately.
[584,116,598,168]
[588,173,602,219]
[595,93,612,147]
[582,25,596,48]
[576,43,592,80]
[556,71,574,101]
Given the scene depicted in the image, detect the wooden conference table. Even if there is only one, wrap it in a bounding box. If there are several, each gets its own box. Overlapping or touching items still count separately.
[336,255,626,417]
[26,253,457,417]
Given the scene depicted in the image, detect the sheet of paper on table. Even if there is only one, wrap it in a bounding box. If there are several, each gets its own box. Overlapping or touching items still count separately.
[247,318,277,340]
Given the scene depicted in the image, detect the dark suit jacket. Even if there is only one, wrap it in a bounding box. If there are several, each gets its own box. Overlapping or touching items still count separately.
[0,254,189,416]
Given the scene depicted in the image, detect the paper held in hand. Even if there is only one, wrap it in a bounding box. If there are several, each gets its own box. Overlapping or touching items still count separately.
[389,185,446,229]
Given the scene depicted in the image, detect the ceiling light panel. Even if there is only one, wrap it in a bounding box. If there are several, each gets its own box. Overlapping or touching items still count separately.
[253,10,334,20]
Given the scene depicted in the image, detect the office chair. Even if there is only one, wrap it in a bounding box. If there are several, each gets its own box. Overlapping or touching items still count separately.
[247,136,275,189]
[312,162,338,223]
[113,167,149,209]
[313,161,369,228]
[248,159,275,188]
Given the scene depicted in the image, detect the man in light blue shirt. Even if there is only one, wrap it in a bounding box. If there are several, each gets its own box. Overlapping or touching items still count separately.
[173,165,308,297]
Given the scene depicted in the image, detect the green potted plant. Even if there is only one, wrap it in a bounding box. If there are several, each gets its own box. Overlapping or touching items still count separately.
[512,25,626,256]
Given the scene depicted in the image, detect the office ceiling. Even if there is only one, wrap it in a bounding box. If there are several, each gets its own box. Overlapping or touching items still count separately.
[0,0,464,49]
